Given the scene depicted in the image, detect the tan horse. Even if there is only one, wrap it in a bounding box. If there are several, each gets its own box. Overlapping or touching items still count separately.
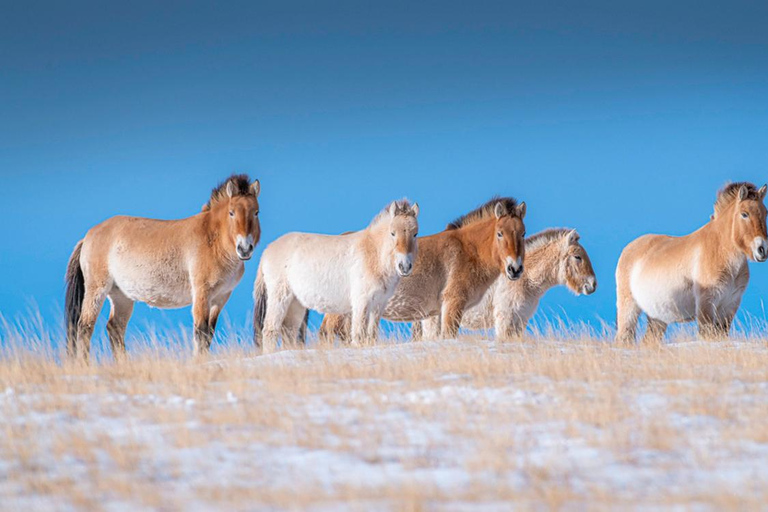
[65,174,261,360]
[616,182,767,343]
[413,228,596,340]
[253,200,419,352]
[321,197,527,340]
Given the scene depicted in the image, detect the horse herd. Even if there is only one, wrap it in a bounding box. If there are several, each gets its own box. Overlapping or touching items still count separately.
[64,174,768,360]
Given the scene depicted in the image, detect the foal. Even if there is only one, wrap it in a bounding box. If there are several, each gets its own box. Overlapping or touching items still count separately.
[253,200,419,352]
[414,228,596,340]
[65,174,261,360]
[321,197,527,340]
[616,182,767,343]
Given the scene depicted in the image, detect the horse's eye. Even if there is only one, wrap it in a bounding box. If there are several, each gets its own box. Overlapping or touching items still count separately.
[229,211,235,217]
[391,232,395,236]
[522,232,526,237]
[741,212,749,219]
[254,211,259,217]
[497,231,502,238]
[413,233,417,238]
[574,255,582,262]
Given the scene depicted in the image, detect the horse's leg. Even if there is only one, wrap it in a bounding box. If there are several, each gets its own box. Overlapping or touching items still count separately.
[281,299,306,350]
[262,286,292,354]
[495,311,524,341]
[350,302,371,346]
[440,291,468,340]
[365,308,382,344]
[411,320,423,341]
[420,317,440,341]
[696,288,722,341]
[615,272,640,343]
[205,292,232,351]
[106,288,134,361]
[641,317,667,345]
[191,291,214,356]
[77,276,111,363]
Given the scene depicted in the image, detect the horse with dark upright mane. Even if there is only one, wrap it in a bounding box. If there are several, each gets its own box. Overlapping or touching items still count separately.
[65,174,261,360]
[321,197,527,340]
[616,182,767,343]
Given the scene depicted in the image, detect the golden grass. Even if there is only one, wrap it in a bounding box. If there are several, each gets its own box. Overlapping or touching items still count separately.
[1,322,768,510]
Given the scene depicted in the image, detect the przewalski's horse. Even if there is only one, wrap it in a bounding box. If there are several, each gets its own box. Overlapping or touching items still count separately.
[253,200,419,352]
[65,175,261,360]
[616,182,767,343]
[321,197,527,340]
[414,228,596,340]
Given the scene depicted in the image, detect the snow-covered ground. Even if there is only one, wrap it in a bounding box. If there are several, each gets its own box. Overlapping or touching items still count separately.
[1,339,768,510]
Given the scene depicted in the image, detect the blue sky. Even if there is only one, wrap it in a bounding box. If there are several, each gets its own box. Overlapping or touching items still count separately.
[1,1,767,342]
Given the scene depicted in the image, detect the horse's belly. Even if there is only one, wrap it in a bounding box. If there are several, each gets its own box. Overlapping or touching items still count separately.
[109,253,192,309]
[631,267,695,324]
[288,265,352,314]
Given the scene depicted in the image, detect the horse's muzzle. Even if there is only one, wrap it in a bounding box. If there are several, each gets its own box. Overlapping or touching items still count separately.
[397,261,413,277]
[755,242,767,262]
[582,278,597,295]
[237,244,254,260]
[506,264,523,281]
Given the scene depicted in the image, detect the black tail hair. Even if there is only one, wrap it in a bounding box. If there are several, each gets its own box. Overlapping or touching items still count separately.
[253,268,267,348]
[65,241,85,357]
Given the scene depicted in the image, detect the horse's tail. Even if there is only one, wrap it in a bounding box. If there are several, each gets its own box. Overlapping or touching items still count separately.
[298,309,310,345]
[253,265,267,348]
[65,240,85,357]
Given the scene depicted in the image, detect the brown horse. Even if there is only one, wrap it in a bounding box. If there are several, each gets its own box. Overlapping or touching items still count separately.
[414,228,597,340]
[65,174,261,360]
[616,182,767,343]
[320,197,527,340]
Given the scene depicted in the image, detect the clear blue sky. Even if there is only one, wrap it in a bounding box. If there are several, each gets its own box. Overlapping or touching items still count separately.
[1,1,767,341]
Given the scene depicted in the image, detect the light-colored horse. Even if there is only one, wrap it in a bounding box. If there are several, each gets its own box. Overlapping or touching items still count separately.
[616,182,767,343]
[253,200,419,352]
[320,197,527,340]
[413,228,596,340]
[65,174,261,360]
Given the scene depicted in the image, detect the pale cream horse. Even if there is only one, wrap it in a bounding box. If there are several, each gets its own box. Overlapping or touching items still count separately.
[253,200,419,352]
[414,228,596,340]
[65,174,261,360]
[616,182,767,343]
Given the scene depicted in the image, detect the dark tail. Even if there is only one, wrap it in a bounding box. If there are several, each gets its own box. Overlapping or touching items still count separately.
[65,241,85,357]
[298,309,310,345]
[253,266,267,348]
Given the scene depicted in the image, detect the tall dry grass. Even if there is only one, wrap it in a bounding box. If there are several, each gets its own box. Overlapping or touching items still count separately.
[1,311,768,510]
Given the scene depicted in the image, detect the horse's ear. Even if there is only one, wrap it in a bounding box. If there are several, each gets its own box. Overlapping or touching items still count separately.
[389,202,399,218]
[758,184,767,200]
[251,179,260,198]
[739,185,749,201]
[494,202,507,219]
[410,202,420,217]
[226,181,236,198]
[516,202,527,220]
[566,229,580,246]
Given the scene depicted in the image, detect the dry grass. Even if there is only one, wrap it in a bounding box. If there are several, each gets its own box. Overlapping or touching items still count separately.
[1,318,768,510]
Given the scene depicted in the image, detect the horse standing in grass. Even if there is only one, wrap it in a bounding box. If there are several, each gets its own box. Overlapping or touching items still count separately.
[253,200,420,352]
[321,197,527,341]
[65,175,261,360]
[414,228,596,340]
[616,182,767,343]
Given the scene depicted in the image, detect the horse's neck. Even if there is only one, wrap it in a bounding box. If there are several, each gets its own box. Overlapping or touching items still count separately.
[200,204,238,266]
[522,240,563,298]
[361,223,393,277]
[461,220,501,277]
[698,208,742,264]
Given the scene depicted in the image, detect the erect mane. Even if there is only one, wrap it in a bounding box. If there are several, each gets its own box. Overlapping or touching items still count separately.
[525,228,572,252]
[446,196,519,230]
[203,174,253,211]
[713,182,760,217]
[369,199,416,227]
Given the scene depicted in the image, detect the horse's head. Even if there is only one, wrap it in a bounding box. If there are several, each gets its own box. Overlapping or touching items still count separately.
[225,179,261,260]
[559,230,597,295]
[732,184,768,262]
[386,201,420,277]
[493,201,527,280]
